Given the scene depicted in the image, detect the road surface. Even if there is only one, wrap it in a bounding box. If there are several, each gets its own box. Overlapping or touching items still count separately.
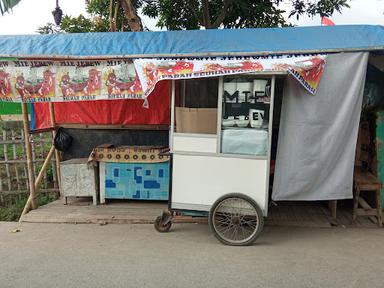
[0,222,383,288]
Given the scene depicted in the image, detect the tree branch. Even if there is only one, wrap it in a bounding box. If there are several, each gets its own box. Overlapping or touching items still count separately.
[201,0,211,28]
[211,0,232,28]
[108,0,116,32]
[120,0,143,32]
[113,0,120,32]
[188,1,203,26]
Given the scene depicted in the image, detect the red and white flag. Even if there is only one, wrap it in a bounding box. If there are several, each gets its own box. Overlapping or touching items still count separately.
[321,17,335,26]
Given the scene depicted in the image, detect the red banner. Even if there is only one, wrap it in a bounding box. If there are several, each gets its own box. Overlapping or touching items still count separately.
[33,81,170,130]
[134,55,326,96]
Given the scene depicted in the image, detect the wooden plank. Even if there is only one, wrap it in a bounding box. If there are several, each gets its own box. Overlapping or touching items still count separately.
[21,102,37,209]
[49,103,61,196]
[11,129,21,191]
[20,128,29,190]
[52,152,58,189]
[3,130,12,191]
[0,139,51,145]
[0,159,56,164]
[355,209,378,216]
[0,163,2,193]
[40,133,48,189]
[59,123,169,130]
[20,143,56,218]
[31,134,36,178]
[328,200,337,220]
[357,196,379,224]
[2,188,60,195]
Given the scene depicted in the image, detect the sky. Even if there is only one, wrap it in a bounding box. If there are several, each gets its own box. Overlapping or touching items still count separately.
[0,0,382,35]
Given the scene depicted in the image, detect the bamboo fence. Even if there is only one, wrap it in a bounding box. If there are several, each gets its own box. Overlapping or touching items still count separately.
[0,123,59,207]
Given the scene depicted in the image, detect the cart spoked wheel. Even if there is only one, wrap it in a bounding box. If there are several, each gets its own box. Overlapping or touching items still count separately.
[209,193,264,246]
[154,210,173,233]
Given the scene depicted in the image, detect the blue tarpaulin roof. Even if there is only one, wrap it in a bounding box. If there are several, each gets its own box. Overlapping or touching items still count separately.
[0,25,383,58]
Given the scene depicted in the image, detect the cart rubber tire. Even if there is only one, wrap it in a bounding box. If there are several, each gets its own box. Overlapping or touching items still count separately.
[154,216,172,233]
[209,193,264,246]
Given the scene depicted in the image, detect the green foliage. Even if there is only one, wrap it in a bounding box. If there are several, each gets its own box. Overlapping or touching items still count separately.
[0,193,57,221]
[37,14,109,34]
[60,15,108,33]
[37,0,131,34]
[0,0,21,15]
[289,0,350,19]
[37,0,351,34]
[141,0,351,29]
[142,0,200,30]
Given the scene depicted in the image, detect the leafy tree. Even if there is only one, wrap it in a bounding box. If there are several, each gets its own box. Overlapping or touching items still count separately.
[38,0,143,34]
[38,0,351,34]
[37,15,106,34]
[0,0,21,15]
[141,0,351,30]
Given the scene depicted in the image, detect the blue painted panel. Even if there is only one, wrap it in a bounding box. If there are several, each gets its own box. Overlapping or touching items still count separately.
[104,162,169,200]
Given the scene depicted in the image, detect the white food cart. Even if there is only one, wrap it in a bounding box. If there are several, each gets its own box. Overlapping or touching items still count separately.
[154,73,279,246]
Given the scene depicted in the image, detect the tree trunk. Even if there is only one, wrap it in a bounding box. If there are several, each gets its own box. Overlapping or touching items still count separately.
[201,0,212,29]
[120,0,143,32]
[200,0,232,29]
[211,0,231,28]
[108,0,116,32]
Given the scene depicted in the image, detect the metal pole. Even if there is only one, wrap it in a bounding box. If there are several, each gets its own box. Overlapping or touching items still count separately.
[21,103,37,209]
[169,80,175,152]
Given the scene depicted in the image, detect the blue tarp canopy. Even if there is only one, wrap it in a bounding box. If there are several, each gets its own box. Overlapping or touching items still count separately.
[0,25,383,58]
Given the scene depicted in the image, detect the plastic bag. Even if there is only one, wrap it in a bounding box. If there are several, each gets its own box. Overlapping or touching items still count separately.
[54,128,73,152]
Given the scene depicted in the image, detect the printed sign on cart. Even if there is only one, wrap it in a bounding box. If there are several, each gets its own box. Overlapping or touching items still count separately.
[134,55,327,97]
[0,55,326,105]
[56,61,102,101]
[0,60,145,103]
[0,61,56,102]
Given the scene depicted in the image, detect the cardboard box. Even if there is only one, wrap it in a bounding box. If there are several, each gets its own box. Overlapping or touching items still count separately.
[175,107,217,134]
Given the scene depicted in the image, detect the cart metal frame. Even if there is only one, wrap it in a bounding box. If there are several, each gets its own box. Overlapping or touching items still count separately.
[156,73,284,245]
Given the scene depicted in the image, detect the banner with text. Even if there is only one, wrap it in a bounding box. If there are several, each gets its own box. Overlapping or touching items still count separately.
[0,60,144,103]
[0,55,326,104]
[134,55,326,97]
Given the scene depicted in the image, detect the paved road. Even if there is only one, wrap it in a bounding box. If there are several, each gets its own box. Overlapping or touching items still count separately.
[0,222,383,288]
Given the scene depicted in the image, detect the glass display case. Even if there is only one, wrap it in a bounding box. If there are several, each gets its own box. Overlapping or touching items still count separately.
[220,76,272,156]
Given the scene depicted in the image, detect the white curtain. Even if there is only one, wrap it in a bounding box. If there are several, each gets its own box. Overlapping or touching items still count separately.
[272,52,369,200]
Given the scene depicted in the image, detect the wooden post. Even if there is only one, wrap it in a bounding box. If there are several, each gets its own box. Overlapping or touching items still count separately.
[20,128,29,190]
[2,130,11,190]
[11,130,21,191]
[20,144,56,219]
[21,103,37,210]
[328,200,337,221]
[49,102,62,195]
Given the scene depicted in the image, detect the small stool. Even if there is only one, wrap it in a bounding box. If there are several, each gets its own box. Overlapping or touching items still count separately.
[353,169,382,227]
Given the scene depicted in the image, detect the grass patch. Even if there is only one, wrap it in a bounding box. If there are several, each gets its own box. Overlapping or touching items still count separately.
[0,193,57,222]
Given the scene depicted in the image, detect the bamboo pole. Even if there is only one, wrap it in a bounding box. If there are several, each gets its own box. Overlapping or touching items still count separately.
[19,144,55,219]
[21,103,37,210]
[49,102,62,196]
[2,130,11,190]
[20,128,29,190]
[11,130,21,191]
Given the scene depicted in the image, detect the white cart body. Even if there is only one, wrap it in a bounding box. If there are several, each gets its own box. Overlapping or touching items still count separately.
[169,75,279,216]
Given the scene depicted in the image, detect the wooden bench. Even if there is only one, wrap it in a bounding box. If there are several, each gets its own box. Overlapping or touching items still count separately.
[353,168,382,227]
